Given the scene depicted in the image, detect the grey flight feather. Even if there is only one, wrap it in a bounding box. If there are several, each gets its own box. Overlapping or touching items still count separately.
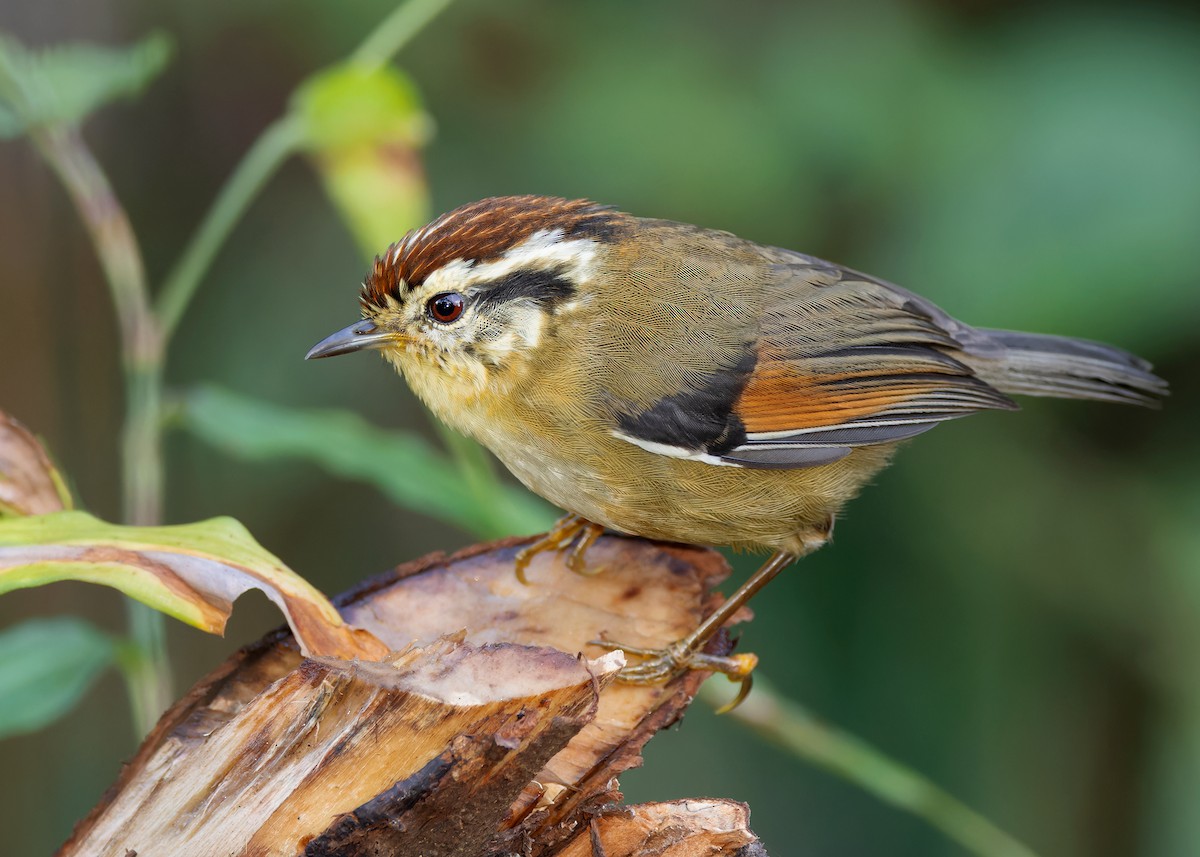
[968,328,1168,407]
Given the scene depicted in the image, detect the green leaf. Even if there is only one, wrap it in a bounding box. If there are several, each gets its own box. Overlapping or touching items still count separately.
[0,511,385,660]
[182,386,555,539]
[0,31,171,138]
[291,62,432,255]
[0,617,115,739]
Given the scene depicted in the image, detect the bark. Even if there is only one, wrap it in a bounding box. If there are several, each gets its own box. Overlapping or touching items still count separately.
[59,535,766,856]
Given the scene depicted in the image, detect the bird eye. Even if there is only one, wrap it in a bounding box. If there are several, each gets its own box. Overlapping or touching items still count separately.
[427,292,465,323]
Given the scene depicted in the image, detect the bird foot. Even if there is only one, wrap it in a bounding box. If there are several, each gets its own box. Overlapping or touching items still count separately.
[514,514,606,585]
[589,635,759,713]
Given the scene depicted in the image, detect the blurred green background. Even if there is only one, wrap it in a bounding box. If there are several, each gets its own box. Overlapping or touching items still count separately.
[2,0,1198,854]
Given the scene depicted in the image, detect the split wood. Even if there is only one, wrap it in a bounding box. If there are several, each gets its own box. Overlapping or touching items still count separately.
[59,535,768,856]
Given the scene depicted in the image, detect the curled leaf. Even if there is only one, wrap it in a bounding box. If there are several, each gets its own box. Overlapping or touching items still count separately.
[0,412,72,517]
[0,511,387,661]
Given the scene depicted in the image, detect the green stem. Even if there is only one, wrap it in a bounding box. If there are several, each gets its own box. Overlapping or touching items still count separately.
[8,0,460,737]
[701,677,1041,857]
[156,0,457,338]
[122,362,164,527]
[33,127,172,735]
[117,607,168,736]
[35,128,155,366]
[155,116,304,338]
[119,362,171,735]
[351,0,458,70]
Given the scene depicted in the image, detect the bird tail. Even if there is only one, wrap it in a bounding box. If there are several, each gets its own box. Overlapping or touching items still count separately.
[970,329,1168,407]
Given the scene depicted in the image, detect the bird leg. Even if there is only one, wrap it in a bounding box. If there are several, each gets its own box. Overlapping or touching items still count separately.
[514,514,606,585]
[563,520,605,575]
[590,550,796,712]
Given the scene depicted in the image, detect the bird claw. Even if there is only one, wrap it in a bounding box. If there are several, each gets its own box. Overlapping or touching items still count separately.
[589,635,758,712]
[514,515,606,584]
[564,524,604,576]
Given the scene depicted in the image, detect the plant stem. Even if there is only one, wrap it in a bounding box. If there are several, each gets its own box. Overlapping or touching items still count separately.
[701,677,1041,857]
[156,0,457,338]
[120,361,170,734]
[36,129,156,363]
[351,0,458,70]
[14,0,459,738]
[155,116,304,338]
[35,127,172,735]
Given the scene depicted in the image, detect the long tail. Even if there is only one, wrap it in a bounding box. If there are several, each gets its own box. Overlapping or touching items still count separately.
[969,329,1168,407]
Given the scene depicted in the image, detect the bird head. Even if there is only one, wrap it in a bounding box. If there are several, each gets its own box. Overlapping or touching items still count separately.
[307,196,627,406]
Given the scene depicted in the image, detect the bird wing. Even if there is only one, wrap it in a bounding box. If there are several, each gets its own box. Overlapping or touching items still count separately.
[613,255,1018,469]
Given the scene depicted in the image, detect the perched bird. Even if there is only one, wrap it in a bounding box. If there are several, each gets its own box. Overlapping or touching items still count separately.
[308,195,1166,702]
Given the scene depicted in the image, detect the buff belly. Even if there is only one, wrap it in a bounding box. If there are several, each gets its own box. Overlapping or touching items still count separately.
[486,426,898,555]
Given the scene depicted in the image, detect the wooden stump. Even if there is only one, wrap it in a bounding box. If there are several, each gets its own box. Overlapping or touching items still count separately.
[59,535,767,856]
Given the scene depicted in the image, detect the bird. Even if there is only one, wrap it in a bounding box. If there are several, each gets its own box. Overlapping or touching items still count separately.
[307,195,1167,704]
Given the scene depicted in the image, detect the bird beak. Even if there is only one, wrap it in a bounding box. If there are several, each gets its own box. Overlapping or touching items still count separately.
[305,320,397,360]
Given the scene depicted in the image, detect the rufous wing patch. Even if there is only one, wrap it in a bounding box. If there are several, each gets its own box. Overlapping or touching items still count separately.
[734,349,1015,437]
[735,363,935,432]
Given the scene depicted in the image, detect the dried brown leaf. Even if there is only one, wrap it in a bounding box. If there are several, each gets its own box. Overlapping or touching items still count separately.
[0,412,71,516]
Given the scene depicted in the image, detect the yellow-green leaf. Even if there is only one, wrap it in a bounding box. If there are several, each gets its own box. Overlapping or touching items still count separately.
[0,511,386,660]
[292,62,432,256]
[293,62,431,153]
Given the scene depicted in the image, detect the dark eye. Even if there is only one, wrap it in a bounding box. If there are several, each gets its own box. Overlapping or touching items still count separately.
[427,292,465,323]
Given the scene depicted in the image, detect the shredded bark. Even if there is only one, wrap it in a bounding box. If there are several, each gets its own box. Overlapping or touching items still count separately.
[59,535,765,856]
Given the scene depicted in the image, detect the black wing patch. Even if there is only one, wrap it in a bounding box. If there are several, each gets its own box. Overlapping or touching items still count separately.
[615,350,755,456]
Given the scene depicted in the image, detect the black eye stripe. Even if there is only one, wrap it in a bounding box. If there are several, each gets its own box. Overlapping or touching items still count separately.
[474,268,577,314]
